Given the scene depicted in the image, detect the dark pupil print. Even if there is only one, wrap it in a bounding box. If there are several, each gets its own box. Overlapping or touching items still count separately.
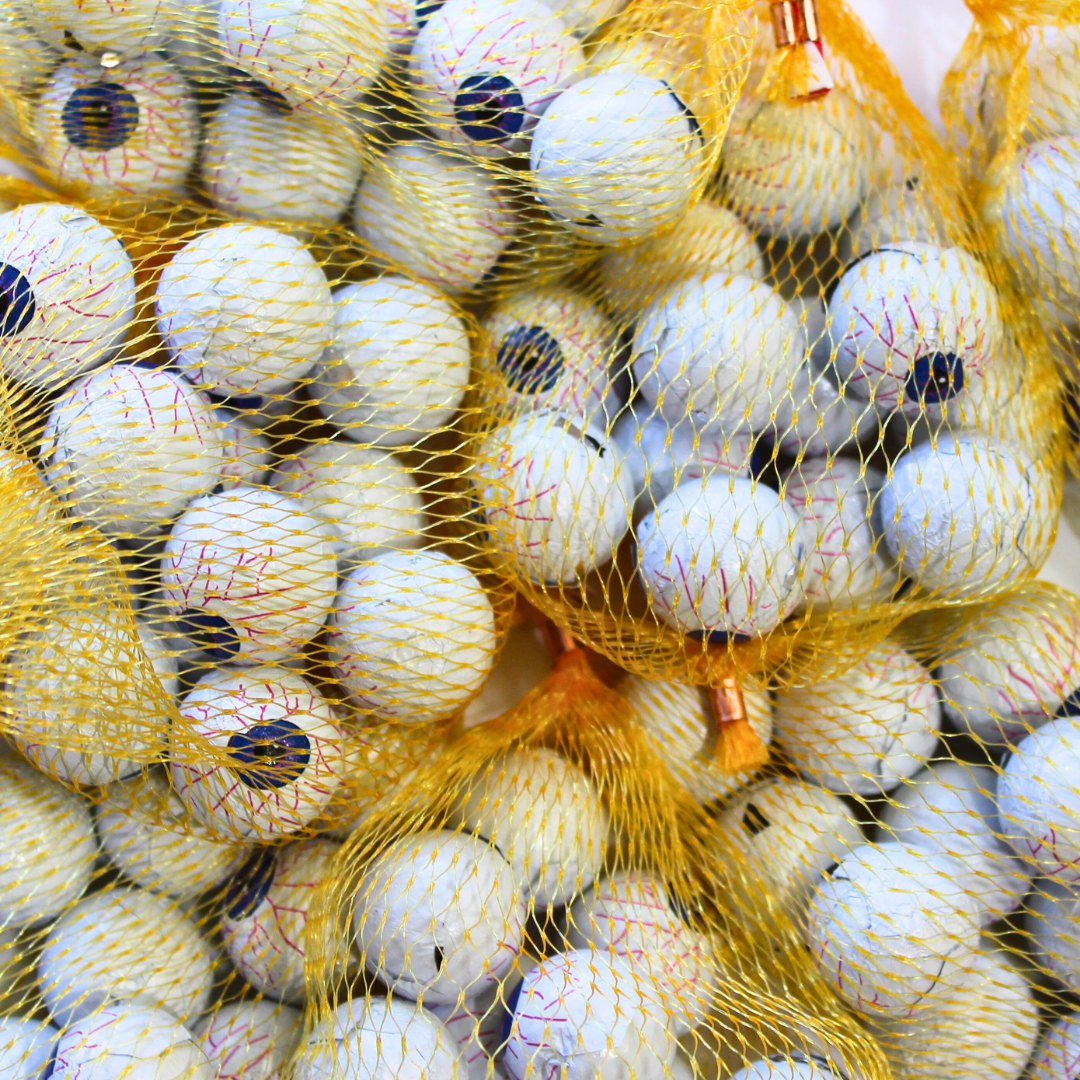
[415,0,445,29]
[455,74,526,143]
[0,264,36,338]
[661,80,703,142]
[742,803,771,836]
[905,352,964,404]
[178,609,241,663]
[228,721,311,790]
[496,325,564,394]
[433,943,445,971]
[223,848,278,919]
[61,84,139,151]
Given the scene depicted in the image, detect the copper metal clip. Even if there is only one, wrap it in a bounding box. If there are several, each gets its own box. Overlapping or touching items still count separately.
[771,0,822,47]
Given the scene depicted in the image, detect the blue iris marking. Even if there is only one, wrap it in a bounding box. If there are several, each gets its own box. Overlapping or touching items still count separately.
[0,263,35,337]
[415,0,445,28]
[228,721,311,791]
[687,629,752,645]
[496,325,563,394]
[61,84,139,151]
[501,975,525,1046]
[1057,688,1080,718]
[224,848,277,919]
[904,352,964,404]
[661,80,702,142]
[455,74,525,143]
[177,609,241,663]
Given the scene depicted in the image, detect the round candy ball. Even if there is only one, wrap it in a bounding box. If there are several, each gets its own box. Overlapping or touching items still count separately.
[354,141,517,294]
[871,945,1037,1080]
[566,871,718,1035]
[329,549,497,722]
[721,90,872,239]
[43,363,223,536]
[53,1002,214,1080]
[877,761,1030,926]
[38,886,215,1025]
[592,197,764,320]
[353,830,525,1005]
[635,474,805,640]
[731,1056,847,1080]
[474,409,633,584]
[311,275,471,445]
[193,999,303,1080]
[156,223,332,403]
[219,0,391,107]
[805,842,982,1018]
[773,641,941,797]
[998,716,1080,883]
[878,435,1036,598]
[221,839,345,1002]
[827,242,1001,418]
[95,768,251,902]
[998,137,1080,319]
[631,273,803,436]
[715,777,864,912]
[451,747,608,910]
[274,442,426,564]
[1025,26,1080,137]
[161,487,338,665]
[531,70,703,244]
[0,203,134,391]
[502,948,676,1080]
[171,665,346,842]
[935,585,1080,745]
[482,282,621,432]
[37,54,197,198]
[411,0,583,158]
[783,458,899,614]
[0,756,96,927]
[202,91,365,226]
[297,996,459,1080]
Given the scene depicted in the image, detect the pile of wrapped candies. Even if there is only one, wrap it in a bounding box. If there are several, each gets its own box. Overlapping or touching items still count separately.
[1,0,1080,1078]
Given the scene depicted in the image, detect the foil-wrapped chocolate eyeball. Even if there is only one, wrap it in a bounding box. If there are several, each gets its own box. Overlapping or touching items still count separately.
[410,0,583,158]
[0,203,135,391]
[635,475,805,641]
[37,54,198,198]
[311,276,470,446]
[38,886,216,1025]
[721,90,873,240]
[171,666,346,842]
[531,71,704,243]
[202,91,364,225]
[827,242,1001,420]
[156,223,332,402]
[219,0,391,108]
[353,141,518,295]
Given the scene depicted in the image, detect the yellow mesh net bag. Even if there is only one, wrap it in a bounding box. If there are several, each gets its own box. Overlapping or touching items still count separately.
[0,0,1074,1079]
[940,0,1080,469]
[466,0,1069,718]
